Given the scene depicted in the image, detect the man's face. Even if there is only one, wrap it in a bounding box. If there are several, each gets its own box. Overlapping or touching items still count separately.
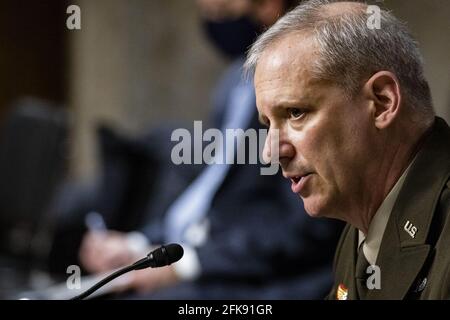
[254,34,378,220]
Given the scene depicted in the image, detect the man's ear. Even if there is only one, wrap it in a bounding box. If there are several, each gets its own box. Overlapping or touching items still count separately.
[362,71,402,129]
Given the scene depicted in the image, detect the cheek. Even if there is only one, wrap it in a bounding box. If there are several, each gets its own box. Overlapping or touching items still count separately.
[323,116,374,191]
[293,121,341,173]
[299,119,357,195]
[288,117,322,154]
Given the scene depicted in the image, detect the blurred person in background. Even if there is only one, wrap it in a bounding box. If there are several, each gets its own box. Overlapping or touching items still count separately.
[76,0,343,299]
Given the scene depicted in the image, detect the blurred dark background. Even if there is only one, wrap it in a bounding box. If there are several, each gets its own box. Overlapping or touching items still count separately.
[0,1,67,122]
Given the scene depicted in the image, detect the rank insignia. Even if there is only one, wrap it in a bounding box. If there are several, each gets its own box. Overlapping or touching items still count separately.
[337,284,348,300]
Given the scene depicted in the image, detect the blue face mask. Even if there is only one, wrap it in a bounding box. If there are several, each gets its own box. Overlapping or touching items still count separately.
[202,16,262,59]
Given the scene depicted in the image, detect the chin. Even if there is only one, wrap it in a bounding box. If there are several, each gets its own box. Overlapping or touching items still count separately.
[302,196,328,218]
[303,201,323,218]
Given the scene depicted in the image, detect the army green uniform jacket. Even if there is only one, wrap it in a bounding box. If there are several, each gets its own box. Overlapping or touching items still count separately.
[329,117,450,300]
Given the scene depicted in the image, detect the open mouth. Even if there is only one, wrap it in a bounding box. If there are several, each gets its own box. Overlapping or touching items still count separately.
[291,176,301,184]
[291,173,311,183]
[290,173,312,194]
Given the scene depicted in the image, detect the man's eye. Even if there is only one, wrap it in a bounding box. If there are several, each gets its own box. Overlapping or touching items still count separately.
[288,108,305,120]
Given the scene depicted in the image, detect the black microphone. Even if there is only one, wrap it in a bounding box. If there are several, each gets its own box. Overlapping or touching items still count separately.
[71,243,183,300]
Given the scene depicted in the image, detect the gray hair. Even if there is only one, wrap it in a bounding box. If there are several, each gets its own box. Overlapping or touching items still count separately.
[245,0,434,123]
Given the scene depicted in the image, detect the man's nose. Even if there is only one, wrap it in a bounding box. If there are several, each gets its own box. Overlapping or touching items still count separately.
[263,128,295,164]
[279,142,296,169]
[262,132,272,164]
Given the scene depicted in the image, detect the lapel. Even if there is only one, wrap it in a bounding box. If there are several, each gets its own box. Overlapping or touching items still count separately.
[367,117,450,299]
[334,226,359,300]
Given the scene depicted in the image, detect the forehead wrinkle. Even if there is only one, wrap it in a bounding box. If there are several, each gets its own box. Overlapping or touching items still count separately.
[255,34,321,86]
[255,63,322,111]
[255,32,335,114]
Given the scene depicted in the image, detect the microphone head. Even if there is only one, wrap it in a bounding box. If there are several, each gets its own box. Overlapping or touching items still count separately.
[151,243,184,267]
[165,243,184,264]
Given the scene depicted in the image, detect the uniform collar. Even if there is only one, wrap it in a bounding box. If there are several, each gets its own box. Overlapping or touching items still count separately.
[358,158,414,265]
[332,117,450,300]
[366,117,450,299]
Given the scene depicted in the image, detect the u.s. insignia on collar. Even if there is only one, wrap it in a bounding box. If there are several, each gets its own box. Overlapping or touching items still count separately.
[404,220,418,238]
[337,284,348,300]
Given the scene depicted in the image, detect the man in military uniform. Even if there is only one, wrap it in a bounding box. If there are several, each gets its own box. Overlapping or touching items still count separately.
[245,0,450,299]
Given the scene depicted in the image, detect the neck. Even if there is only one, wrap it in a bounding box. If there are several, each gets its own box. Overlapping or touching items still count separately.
[350,123,431,234]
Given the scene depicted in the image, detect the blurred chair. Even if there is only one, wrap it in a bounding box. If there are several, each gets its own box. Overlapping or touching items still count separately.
[0,98,68,297]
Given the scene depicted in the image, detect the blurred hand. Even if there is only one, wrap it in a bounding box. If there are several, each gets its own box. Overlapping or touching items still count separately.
[79,230,136,273]
[124,265,180,294]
